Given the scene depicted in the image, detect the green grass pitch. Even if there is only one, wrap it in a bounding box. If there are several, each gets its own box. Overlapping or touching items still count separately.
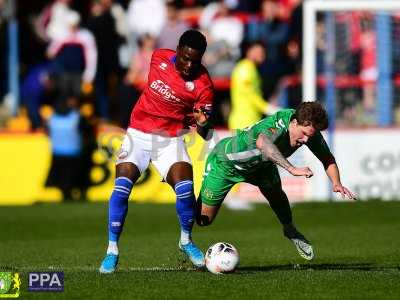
[1,200,400,299]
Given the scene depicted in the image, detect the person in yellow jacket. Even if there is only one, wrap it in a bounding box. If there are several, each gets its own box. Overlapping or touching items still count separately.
[229,41,280,130]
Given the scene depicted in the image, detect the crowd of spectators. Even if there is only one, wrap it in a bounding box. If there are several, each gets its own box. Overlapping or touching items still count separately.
[0,0,304,131]
[1,0,399,130]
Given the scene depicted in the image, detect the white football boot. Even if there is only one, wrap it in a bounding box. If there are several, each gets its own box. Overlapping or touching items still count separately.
[284,224,315,261]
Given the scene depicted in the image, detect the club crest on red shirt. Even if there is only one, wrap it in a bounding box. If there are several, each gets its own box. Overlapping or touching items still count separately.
[185,81,195,92]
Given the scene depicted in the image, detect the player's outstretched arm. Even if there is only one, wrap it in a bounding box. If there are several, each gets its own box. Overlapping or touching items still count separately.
[323,157,357,200]
[256,133,313,178]
[333,183,357,200]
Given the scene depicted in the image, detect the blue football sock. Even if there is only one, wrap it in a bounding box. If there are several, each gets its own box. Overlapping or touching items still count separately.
[108,176,133,243]
[175,180,196,244]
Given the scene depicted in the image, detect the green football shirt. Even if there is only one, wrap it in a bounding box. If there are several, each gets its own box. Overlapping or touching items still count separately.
[213,109,332,173]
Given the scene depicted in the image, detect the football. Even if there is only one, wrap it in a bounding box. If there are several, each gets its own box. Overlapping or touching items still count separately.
[205,242,239,274]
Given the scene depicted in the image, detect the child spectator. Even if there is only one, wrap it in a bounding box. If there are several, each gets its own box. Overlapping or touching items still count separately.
[45,96,95,201]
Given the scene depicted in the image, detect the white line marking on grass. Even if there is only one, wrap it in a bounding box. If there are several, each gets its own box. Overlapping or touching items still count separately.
[1,265,197,272]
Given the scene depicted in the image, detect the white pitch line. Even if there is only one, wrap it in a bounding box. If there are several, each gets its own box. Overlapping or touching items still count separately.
[1,266,197,272]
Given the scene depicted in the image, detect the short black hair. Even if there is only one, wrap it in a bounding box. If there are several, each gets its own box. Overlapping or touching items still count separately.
[178,30,207,54]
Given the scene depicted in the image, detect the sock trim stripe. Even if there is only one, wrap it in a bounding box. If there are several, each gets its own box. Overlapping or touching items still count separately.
[116,176,133,185]
[176,190,193,196]
[177,191,192,196]
[174,180,193,190]
[114,188,130,194]
[115,185,131,192]
[176,194,193,200]
[175,180,192,186]
[175,184,193,192]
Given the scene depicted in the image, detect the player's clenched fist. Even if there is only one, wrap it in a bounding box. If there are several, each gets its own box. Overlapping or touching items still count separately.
[289,166,314,178]
[194,104,212,126]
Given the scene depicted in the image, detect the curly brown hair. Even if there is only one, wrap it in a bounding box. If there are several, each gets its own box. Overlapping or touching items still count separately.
[293,102,328,131]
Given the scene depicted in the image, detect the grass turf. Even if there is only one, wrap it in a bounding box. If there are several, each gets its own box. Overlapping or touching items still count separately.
[1,200,399,299]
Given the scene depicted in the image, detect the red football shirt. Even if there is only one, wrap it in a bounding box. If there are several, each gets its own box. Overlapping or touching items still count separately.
[129,49,214,137]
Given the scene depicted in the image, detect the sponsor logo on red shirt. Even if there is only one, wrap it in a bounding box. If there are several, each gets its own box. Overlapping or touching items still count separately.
[149,79,183,104]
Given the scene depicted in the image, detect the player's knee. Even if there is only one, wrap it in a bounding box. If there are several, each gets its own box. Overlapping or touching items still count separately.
[116,162,140,183]
[167,162,193,187]
[262,186,285,202]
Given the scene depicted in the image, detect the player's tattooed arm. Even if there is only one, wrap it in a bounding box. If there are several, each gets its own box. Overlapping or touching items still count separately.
[256,133,313,178]
[256,133,293,170]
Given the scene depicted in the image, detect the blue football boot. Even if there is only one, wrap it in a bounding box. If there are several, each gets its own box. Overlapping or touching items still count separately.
[179,241,205,268]
[99,254,119,273]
